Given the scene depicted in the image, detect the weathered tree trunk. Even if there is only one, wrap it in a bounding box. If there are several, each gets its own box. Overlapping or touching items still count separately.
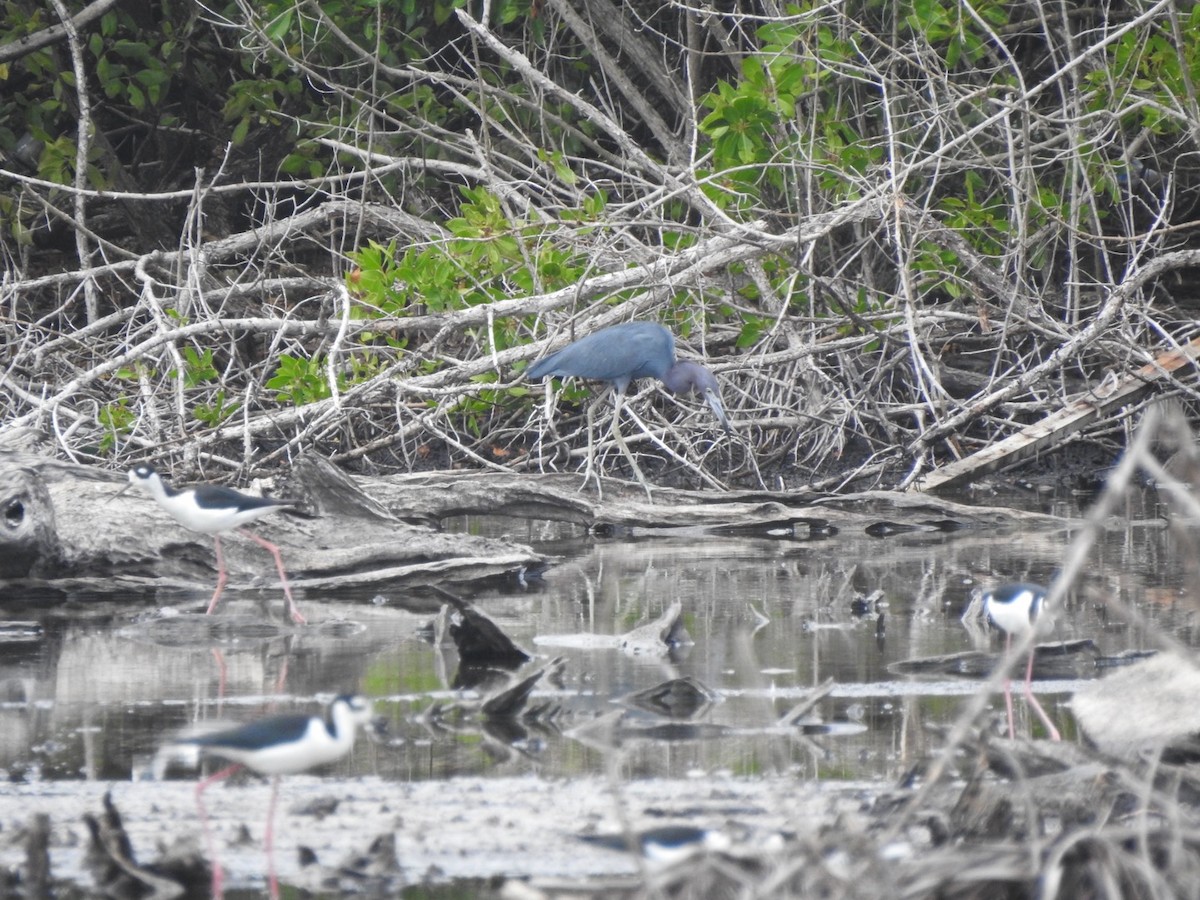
[0,440,1074,598]
[0,450,540,594]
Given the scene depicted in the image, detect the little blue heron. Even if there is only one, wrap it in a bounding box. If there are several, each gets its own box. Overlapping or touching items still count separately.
[526,322,730,495]
[981,583,1062,742]
[119,465,306,624]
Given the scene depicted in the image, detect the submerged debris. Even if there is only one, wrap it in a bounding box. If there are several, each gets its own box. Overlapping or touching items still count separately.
[434,586,532,677]
[535,601,692,659]
[890,639,1103,680]
[619,601,691,657]
[83,791,203,899]
[616,677,718,720]
[481,657,567,720]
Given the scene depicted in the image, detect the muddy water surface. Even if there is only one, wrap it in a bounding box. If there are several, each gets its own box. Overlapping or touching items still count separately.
[0,488,1190,893]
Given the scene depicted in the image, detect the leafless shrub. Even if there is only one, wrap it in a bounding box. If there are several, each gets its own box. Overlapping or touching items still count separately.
[2,2,1198,488]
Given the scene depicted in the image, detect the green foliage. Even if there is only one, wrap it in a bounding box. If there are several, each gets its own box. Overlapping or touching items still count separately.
[446,186,523,272]
[348,185,585,325]
[36,135,105,188]
[193,391,240,427]
[454,373,503,439]
[736,317,768,350]
[172,347,219,388]
[904,0,1008,68]
[98,398,134,453]
[910,240,970,300]
[0,4,195,198]
[267,354,333,406]
[0,0,540,200]
[1086,10,1200,135]
[348,240,409,315]
[697,6,869,208]
[938,171,1009,259]
[0,196,31,246]
[701,55,802,167]
[168,347,241,426]
[349,238,467,318]
[90,26,175,111]
[224,74,302,146]
[35,136,76,185]
[537,148,577,186]
[339,182,604,431]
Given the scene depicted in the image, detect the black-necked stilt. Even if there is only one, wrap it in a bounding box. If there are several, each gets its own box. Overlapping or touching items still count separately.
[982,582,1062,742]
[579,825,732,866]
[166,694,374,899]
[120,464,306,624]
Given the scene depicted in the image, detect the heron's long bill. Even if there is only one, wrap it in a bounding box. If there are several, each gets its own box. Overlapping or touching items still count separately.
[704,388,732,433]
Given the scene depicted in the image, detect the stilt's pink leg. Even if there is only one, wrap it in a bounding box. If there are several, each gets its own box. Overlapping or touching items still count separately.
[206,535,229,615]
[265,775,281,899]
[240,530,306,625]
[1002,635,1016,739]
[211,649,228,706]
[195,763,242,900]
[273,654,289,696]
[1023,649,1062,742]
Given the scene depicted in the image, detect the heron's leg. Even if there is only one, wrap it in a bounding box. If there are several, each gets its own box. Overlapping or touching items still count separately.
[537,379,568,473]
[610,388,652,501]
[581,394,601,498]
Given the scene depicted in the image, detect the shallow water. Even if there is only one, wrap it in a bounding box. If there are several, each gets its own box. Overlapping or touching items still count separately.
[0,488,1185,782]
[0,486,1192,890]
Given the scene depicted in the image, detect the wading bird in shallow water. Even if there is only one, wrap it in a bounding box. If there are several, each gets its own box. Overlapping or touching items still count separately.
[981,582,1062,742]
[162,694,374,899]
[525,321,730,496]
[580,824,733,866]
[119,464,306,624]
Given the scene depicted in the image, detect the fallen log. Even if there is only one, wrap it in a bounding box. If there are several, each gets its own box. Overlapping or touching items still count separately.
[0,442,1090,599]
[0,449,540,595]
[360,470,1077,533]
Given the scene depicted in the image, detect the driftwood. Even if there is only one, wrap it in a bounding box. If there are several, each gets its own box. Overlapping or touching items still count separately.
[359,469,1074,534]
[433,587,532,670]
[890,640,1108,681]
[915,336,1200,492]
[535,600,691,658]
[480,657,565,720]
[0,449,539,594]
[83,791,201,900]
[1072,653,1200,761]
[0,435,1081,595]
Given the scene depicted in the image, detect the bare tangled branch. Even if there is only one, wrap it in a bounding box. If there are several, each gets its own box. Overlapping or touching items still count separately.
[3,1,1200,488]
